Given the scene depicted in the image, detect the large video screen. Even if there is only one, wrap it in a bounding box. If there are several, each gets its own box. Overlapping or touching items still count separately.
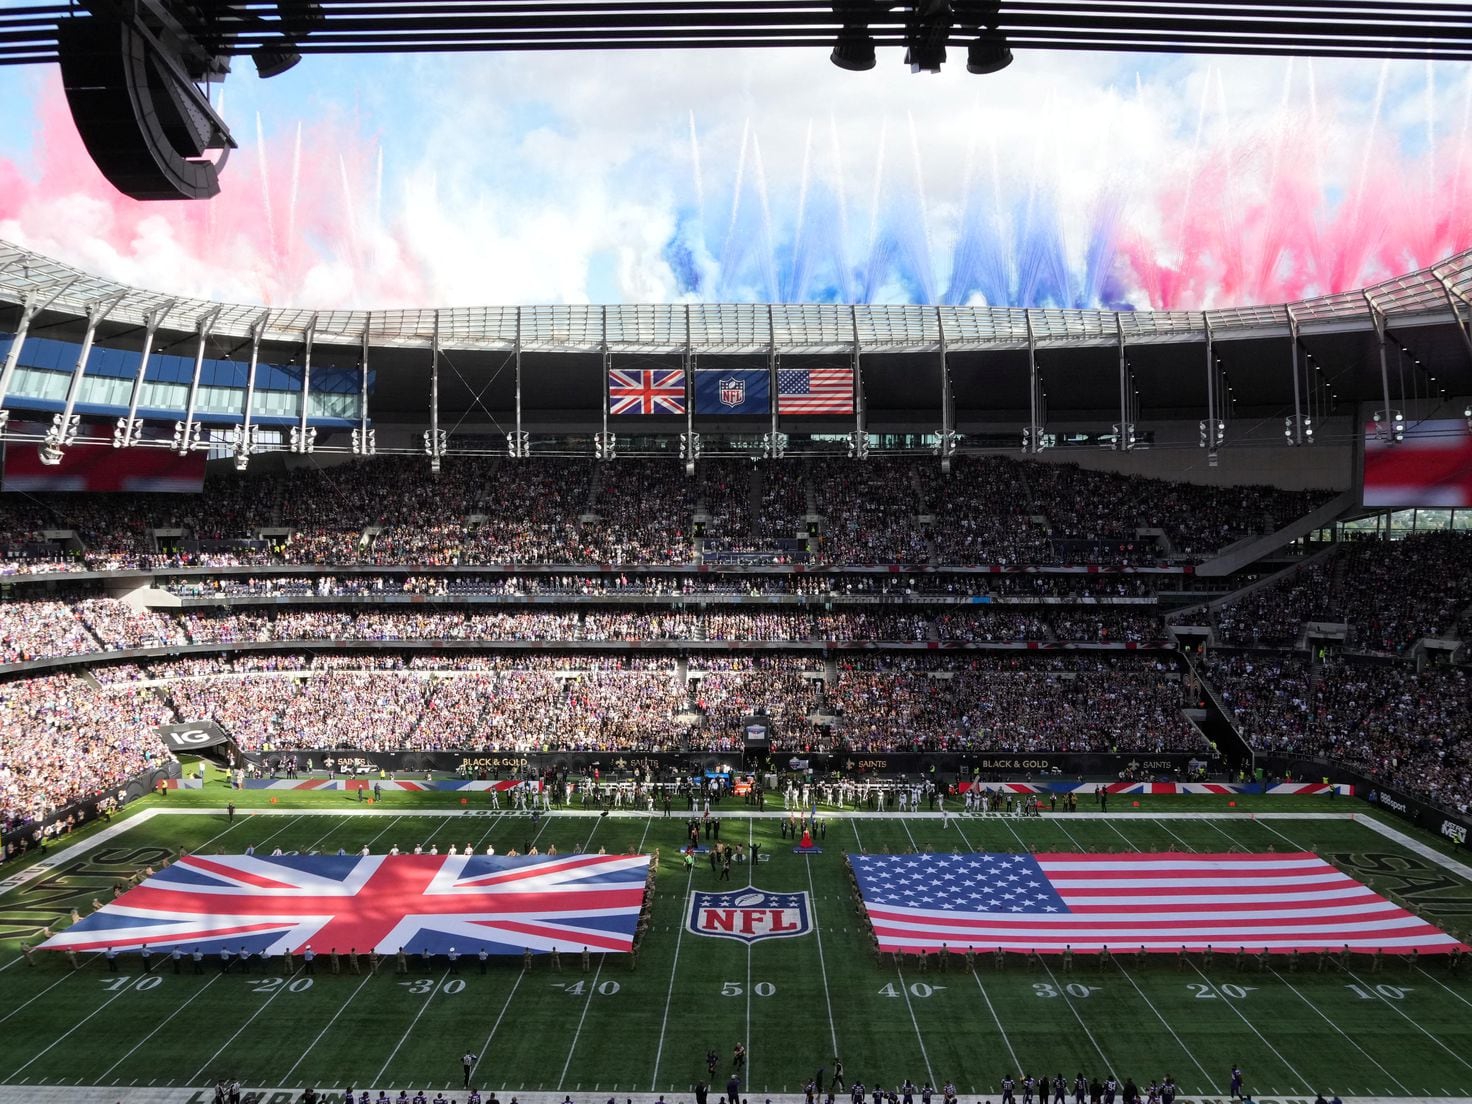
[1363,418,1472,508]
[2,433,205,494]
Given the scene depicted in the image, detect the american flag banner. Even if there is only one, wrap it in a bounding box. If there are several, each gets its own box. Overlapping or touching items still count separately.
[851,851,1469,955]
[608,368,686,415]
[777,367,854,414]
[40,853,651,957]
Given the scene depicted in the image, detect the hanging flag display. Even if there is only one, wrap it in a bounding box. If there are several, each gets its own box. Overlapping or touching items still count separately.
[694,368,770,415]
[777,366,854,415]
[607,368,686,415]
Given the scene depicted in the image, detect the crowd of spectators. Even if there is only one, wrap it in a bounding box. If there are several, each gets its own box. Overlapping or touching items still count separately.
[2,454,1332,574]
[1213,532,1472,652]
[830,654,1198,754]
[1,674,173,835]
[0,597,1182,663]
[1205,650,1470,815]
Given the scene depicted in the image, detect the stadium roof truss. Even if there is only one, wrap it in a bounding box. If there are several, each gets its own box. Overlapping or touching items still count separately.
[3,240,1472,465]
[3,240,1471,357]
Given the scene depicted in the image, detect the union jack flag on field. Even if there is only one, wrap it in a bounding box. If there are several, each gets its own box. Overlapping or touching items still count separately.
[40,853,651,957]
[608,368,686,415]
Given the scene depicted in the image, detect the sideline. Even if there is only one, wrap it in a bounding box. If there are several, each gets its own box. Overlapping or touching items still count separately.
[5,808,1470,908]
[0,1087,1464,1104]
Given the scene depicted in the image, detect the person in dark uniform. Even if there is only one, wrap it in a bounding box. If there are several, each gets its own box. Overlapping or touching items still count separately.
[726,1074,741,1104]
[1229,1066,1243,1101]
[104,946,118,972]
[227,803,236,823]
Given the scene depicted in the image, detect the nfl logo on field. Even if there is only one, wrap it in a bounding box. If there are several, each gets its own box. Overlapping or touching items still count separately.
[688,887,811,943]
[718,376,746,407]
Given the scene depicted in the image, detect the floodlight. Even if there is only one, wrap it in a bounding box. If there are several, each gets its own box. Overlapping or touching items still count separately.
[252,46,302,78]
[830,0,877,70]
[967,29,1013,73]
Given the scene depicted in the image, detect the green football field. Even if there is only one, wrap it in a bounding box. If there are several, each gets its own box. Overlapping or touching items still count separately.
[3,795,1472,1103]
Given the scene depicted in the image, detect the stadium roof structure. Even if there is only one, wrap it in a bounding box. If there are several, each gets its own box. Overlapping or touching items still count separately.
[7,2,1472,65]
[2,239,1472,456]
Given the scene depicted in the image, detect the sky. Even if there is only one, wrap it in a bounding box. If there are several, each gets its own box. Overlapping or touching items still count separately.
[0,40,1470,312]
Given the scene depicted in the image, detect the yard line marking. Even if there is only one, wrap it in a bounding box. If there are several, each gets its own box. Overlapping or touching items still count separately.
[558,955,605,1089]
[1342,966,1472,1072]
[249,814,307,853]
[745,817,754,1090]
[1267,968,1408,1094]
[97,974,222,1083]
[850,816,866,854]
[373,971,452,1084]
[1109,958,1213,1086]
[472,812,508,850]
[0,954,102,1024]
[4,980,136,1081]
[475,968,526,1072]
[188,965,308,1083]
[1044,814,1086,851]
[1416,965,1472,1012]
[1184,961,1309,1089]
[947,814,1027,1075]
[581,816,602,856]
[1038,957,1114,1077]
[649,866,696,1091]
[1100,818,1141,852]
[894,963,936,1089]
[802,848,840,1060]
[281,971,374,1084]
[364,815,404,850]
[899,817,921,852]
[1150,817,1199,853]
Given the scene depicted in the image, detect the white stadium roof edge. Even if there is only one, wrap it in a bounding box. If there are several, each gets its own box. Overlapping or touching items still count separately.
[2,238,1472,356]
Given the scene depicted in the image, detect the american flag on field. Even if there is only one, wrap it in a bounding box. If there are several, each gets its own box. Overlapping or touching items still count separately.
[40,853,650,957]
[851,851,1469,955]
[777,367,853,414]
[609,368,686,415]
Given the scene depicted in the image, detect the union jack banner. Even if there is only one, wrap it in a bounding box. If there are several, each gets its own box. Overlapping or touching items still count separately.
[40,853,651,957]
[608,368,686,415]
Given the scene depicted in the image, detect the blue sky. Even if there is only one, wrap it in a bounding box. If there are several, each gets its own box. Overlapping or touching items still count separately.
[0,42,1469,310]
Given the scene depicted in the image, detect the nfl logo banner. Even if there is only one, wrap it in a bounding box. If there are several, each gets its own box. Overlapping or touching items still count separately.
[694,368,770,414]
[688,887,811,943]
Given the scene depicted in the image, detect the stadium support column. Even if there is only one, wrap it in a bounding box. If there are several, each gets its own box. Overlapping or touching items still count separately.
[291,316,317,454]
[42,290,126,464]
[849,304,867,459]
[681,304,698,475]
[1023,309,1043,454]
[1365,291,1397,441]
[176,307,221,456]
[426,311,445,471]
[1434,269,1472,364]
[230,310,268,471]
[508,308,526,459]
[114,300,174,448]
[1115,315,1133,452]
[596,306,615,461]
[354,316,375,455]
[1201,313,1223,459]
[765,304,785,460]
[937,307,958,473]
[0,279,76,435]
[1287,309,1305,446]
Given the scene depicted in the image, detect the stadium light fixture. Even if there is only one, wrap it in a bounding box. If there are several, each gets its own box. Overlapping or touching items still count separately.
[905,0,950,73]
[830,0,877,70]
[966,28,1013,74]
